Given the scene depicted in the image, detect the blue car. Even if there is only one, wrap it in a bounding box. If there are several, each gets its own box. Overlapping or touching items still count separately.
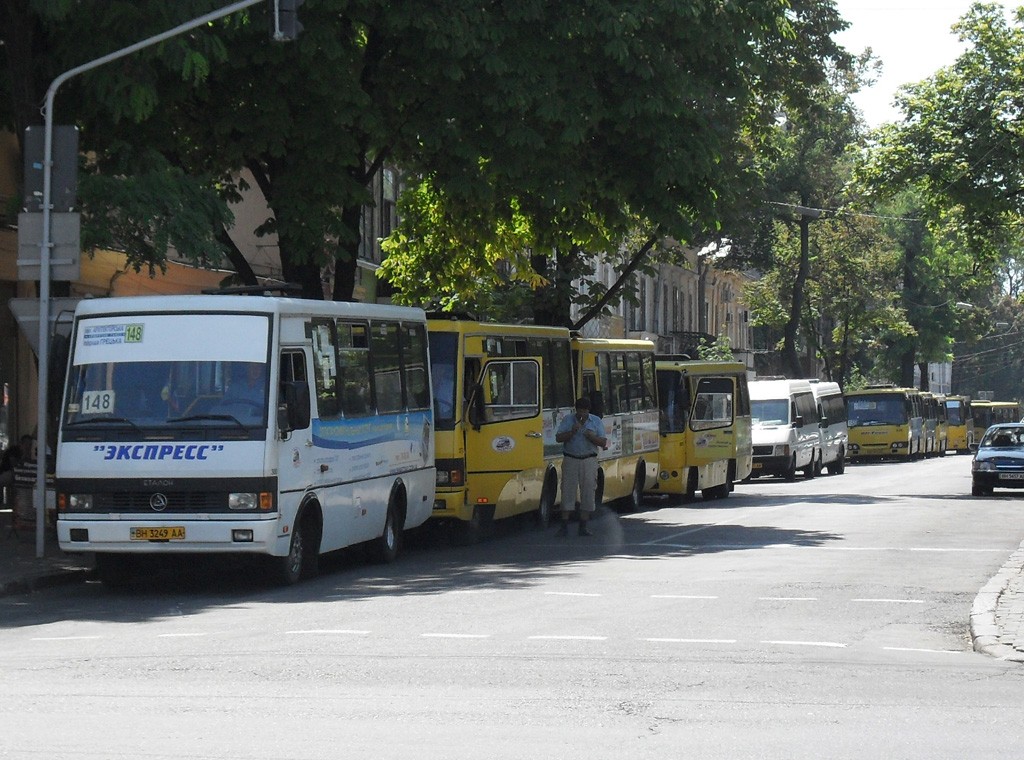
[971,423,1024,496]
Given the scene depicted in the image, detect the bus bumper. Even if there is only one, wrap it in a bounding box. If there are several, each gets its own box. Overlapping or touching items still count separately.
[57,515,286,555]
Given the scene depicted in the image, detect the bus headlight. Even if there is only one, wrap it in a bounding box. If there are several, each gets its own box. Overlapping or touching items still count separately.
[775,445,791,457]
[66,493,92,510]
[229,492,258,510]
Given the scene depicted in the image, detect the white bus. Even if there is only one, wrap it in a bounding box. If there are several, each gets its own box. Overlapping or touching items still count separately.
[56,295,435,586]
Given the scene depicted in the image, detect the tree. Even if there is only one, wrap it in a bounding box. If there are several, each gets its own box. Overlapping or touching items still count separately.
[379,1,852,323]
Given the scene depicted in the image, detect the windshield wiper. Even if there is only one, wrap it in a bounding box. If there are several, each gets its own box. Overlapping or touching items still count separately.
[66,415,143,434]
[167,413,247,429]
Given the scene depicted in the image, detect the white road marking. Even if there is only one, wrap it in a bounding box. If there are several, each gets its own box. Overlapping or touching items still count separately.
[883,647,962,654]
[285,629,371,635]
[643,637,738,644]
[650,594,719,599]
[544,591,601,597]
[421,633,490,639]
[448,589,499,594]
[763,640,847,648]
[853,598,925,604]
[528,635,607,641]
[30,635,102,641]
[157,632,209,638]
[759,596,818,601]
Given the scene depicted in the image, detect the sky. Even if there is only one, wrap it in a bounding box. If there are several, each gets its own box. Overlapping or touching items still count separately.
[832,1,999,127]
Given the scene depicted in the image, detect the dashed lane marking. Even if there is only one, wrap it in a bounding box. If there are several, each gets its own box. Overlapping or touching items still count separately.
[650,594,719,599]
[544,591,601,597]
[759,597,818,601]
[853,598,925,604]
[527,635,607,641]
[285,629,371,635]
[643,637,738,644]
[883,647,961,654]
[762,640,847,648]
[421,633,490,639]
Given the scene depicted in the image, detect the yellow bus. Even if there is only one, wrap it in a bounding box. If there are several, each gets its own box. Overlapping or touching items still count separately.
[971,400,1021,436]
[572,337,660,511]
[919,392,947,458]
[427,318,575,542]
[943,395,974,454]
[846,386,922,461]
[646,358,752,501]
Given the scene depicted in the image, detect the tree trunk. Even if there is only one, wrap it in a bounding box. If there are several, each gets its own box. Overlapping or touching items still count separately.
[331,204,362,302]
[782,215,812,378]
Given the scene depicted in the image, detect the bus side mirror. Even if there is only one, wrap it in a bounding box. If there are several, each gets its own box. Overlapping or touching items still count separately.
[793,416,804,428]
[278,381,310,435]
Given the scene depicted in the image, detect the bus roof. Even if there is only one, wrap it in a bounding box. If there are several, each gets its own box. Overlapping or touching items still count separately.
[73,294,426,322]
[655,358,747,375]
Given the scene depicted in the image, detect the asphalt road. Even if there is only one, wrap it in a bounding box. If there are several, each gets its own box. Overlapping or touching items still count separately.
[2,454,1023,760]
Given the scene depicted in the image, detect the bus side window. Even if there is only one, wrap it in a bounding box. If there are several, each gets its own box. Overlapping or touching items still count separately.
[308,319,339,419]
[338,321,371,416]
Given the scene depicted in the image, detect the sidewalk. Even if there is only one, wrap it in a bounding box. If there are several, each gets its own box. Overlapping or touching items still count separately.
[971,538,1024,662]
[0,510,94,597]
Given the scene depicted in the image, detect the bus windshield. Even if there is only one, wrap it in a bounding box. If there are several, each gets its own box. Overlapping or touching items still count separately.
[62,312,271,438]
[847,395,907,427]
[428,331,458,430]
[64,359,268,431]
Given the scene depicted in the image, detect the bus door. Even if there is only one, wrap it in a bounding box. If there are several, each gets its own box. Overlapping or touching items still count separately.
[465,358,544,518]
[687,375,737,477]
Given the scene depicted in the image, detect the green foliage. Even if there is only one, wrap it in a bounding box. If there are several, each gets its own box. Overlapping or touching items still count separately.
[697,333,735,363]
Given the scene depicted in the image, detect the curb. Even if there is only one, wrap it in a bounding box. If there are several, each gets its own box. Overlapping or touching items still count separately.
[0,566,94,599]
[971,540,1024,662]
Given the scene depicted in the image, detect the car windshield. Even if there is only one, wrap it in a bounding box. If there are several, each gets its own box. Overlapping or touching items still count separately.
[751,399,788,426]
[981,427,1024,447]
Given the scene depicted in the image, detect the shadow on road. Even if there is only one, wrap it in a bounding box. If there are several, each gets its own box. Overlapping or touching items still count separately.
[0,495,856,627]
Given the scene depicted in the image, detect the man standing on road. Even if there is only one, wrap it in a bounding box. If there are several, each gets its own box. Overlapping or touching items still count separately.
[554,397,608,537]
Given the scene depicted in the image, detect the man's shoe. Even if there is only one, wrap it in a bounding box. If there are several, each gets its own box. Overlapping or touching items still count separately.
[555,522,569,537]
[578,523,593,537]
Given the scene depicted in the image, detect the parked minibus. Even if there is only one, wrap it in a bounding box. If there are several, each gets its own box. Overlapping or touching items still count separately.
[944,395,974,454]
[56,295,435,586]
[971,400,1021,435]
[572,337,660,510]
[919,392,948,457]
[427,317,574,541]
[749,377,820,480]
[808,379,848,474]
[845,386,922,461]
[647,357,752,500]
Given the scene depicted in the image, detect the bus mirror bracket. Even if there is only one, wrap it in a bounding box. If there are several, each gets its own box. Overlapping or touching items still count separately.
[467,384,484,431]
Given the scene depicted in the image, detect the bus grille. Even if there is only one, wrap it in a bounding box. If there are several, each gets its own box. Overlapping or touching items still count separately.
[98,491,228,512]
[752,445,774,456]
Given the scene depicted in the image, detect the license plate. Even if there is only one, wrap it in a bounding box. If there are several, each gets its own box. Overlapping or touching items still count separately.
[752,462,762,469]
[130,526,185,540]
[1000,473,1024,480]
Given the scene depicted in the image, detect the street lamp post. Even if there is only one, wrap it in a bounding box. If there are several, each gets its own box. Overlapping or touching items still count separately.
[29,0,264,557]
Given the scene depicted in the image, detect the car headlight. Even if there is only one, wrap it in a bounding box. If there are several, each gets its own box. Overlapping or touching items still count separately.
[973,460,997,472]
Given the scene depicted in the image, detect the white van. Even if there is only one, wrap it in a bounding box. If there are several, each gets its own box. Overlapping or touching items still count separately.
[749,378,821,480]
[808,379,848,475]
